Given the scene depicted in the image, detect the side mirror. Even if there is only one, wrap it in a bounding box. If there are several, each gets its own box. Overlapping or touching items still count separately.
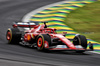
[63,32,67,34]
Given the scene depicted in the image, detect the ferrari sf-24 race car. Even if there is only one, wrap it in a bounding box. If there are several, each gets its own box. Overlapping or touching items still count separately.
[6,22,93,53]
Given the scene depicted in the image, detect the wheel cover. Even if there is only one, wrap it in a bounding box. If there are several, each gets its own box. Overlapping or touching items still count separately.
[37,37,43,47]
[44,41,49,48]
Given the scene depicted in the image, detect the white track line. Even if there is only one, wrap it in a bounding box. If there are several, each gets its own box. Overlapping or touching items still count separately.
[22,0,100,54]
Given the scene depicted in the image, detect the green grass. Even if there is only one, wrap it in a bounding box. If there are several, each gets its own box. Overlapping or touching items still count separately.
[64,1,100,43]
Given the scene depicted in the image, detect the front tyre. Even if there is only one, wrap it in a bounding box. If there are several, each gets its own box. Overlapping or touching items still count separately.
[36,34,51,51]
[73,35,87,53]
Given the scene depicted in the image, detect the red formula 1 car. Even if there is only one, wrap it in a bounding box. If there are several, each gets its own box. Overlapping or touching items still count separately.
[6,22,93,53]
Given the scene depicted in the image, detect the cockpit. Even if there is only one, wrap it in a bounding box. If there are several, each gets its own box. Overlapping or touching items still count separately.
[41,28,57,34]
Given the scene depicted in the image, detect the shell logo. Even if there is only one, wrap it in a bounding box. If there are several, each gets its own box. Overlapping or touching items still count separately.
[27,34,31,41]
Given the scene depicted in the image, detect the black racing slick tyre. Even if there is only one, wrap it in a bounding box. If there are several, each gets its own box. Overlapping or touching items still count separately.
[73,35,87,53]
[36,34,51,51]
[6,28,21,44]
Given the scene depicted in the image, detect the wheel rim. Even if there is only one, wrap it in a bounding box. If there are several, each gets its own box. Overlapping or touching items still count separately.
[37,37,43,47]
[7,31,11,40]
[44,41,49,48]
[73,37,79,45]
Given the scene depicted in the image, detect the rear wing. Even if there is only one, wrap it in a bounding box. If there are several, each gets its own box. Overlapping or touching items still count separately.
[12,22,36,28]
[12,22,48,28]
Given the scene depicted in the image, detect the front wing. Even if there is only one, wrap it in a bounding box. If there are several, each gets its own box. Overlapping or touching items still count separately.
[47,45,93,51]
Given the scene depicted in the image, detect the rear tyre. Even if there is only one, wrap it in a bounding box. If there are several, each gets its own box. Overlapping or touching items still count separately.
[6,28,21,44]
[73,35,87,53]
[36,34,51,51]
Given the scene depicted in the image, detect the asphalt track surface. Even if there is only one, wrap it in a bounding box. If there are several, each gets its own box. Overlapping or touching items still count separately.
[0,0,100,66]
